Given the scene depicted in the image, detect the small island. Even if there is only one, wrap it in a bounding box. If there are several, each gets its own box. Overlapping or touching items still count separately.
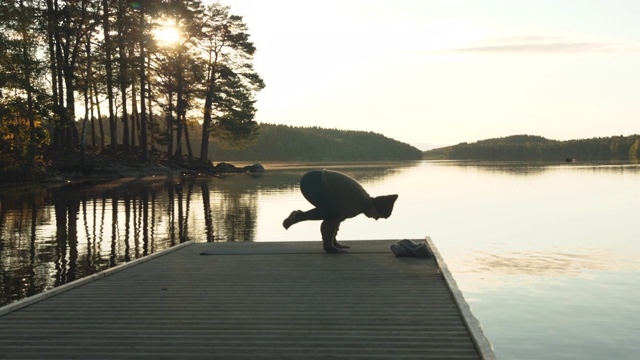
[423,134,640,162]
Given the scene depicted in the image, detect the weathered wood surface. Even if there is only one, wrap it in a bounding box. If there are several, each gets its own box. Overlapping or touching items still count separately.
[0,239,493,359]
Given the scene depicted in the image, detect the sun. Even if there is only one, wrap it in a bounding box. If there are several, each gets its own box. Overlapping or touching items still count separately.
[153,22,181,46]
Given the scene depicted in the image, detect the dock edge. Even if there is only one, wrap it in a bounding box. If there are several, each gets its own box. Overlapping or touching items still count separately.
[425,236,497,360]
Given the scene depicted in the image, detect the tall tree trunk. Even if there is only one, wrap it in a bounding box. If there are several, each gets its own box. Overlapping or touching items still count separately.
[131,73,138,148]
[103,0,117,152]
[89,83,96,147]
[138,5,149,161]
[45,0,60,149]
[200,49,219,162]
[26,91,36,164]
[146,58,154,151]
[200,79,214,162]
[81,84,89,151]
[52,0,67,149]
[19,0,36,164]
[81,75,89,151]
[183,115,193,161]
[117,0,130,153]
[92,81,105,148]
[81,33,93,150]
[64,69,76,149]
[167,91,174,159]
[129,45,138,149]
[174,93,183,161]
[60,0,89,151]
[56,0,71,149]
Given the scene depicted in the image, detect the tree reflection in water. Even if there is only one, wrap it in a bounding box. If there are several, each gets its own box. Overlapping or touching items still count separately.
[0,176,263,307]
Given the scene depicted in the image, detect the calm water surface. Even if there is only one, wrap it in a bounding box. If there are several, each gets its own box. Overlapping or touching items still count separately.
[1,160,639,359]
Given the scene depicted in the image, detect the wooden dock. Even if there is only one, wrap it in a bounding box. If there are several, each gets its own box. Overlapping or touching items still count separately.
[0,238,495,359]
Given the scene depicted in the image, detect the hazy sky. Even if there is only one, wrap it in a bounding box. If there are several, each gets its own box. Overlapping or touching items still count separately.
[220,0,640,147]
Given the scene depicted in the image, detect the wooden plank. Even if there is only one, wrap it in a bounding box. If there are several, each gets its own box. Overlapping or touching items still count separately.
[0,239,491,359]
[0,241,194,317]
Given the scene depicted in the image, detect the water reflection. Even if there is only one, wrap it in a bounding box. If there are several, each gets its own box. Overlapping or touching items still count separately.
[463,249,622,278]
[0,180,192,306]
[435,160,640,176]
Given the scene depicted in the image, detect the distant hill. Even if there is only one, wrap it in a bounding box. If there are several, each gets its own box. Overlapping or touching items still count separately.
[210,123,423,161]
[423,134,640,161]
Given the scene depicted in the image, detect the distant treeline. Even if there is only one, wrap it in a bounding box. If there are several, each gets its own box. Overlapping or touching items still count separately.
[210,124,423,161]
[36,120,421,162]
[423,135,640,161]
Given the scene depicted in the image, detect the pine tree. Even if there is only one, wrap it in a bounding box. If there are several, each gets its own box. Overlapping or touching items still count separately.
[198,4,264,162]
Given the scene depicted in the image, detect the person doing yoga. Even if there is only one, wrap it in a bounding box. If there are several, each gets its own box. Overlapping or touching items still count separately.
[283,169,398,253]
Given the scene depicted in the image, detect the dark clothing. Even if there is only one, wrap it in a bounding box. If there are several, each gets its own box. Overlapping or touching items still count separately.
[300,171,332,215]
[300,170,371,221]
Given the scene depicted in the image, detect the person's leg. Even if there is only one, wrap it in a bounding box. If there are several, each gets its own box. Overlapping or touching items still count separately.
[283,171,334,229]
[283,207,325,229]
[321,219,346,253]
[331,222,349,249]
[300,171,331,209]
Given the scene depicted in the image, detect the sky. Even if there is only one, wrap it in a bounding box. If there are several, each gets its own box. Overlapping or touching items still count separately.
[218,0,640,148]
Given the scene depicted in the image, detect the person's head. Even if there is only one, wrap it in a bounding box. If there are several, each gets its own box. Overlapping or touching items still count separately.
[365,194,399,220]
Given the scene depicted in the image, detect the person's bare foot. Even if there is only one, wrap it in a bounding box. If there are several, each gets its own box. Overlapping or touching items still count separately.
[333,241,350,249]
[282,210,300,230]
[323,246,347,254]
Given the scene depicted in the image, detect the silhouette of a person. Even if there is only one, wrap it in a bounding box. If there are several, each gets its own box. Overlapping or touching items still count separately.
[283,169,398,253]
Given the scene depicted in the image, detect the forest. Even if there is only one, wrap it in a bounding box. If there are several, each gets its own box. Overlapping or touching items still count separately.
[209,123,423,161]
[37,119,422,162]
[423,134,640,161]
[1,0,263,173]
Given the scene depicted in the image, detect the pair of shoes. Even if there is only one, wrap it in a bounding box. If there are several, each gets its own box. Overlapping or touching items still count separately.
[390,239,431,258]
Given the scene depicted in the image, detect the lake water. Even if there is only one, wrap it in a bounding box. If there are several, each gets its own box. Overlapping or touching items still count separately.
[1,160,639,359]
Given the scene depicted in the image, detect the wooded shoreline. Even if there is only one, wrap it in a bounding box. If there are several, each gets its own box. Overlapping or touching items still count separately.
[423,134,640,161]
